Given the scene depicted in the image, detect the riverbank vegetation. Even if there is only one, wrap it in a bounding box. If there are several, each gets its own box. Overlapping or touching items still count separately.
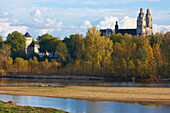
[0,86,170,105]
[0,27,169,81]
[0,100,68,113]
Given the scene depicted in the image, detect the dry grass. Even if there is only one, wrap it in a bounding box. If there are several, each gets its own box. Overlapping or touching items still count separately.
[0,100,68,113]
[0,86,170,105]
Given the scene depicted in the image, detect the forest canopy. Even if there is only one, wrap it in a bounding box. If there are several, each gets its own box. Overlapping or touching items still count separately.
[0,27,169,80]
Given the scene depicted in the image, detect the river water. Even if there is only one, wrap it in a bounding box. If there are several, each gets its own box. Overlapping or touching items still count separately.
[0,78,170,87]
[0,95,170,113]
[0,78,170,113]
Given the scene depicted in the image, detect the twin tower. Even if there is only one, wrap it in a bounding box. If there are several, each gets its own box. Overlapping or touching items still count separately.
[137,8,153,36]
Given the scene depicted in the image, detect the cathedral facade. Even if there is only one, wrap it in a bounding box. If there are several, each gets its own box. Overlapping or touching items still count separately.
[100,8,153,36]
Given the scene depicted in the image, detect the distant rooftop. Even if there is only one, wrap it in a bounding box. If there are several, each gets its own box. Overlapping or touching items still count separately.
[24,32,32,37]
[116,29,137,35]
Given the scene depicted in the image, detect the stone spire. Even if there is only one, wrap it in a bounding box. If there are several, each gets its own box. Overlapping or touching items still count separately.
[139,8,144,17]
[146,9,153,35]
[115,21,118,30]
[137,8,146,36]
[147,9,150,15]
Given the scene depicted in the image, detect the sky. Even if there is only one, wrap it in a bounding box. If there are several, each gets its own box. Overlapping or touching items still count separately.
[0,0,170,40]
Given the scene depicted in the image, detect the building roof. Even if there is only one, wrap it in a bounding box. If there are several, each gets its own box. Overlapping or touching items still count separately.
[100,28,113,32]
[116,29,137,35]
[29,41,39,47]
[100,28,113,36]
[24,32,32,37]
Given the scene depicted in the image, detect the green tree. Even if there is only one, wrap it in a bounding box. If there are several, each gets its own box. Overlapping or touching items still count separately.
[5,31,25,53]
[37,33,60,56]
[68,34,84,60]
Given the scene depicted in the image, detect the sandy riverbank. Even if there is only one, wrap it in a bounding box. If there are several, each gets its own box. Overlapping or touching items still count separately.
[0,86,170,105]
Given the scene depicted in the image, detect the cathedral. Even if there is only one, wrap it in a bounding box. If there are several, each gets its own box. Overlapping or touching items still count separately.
[100,8,153,36]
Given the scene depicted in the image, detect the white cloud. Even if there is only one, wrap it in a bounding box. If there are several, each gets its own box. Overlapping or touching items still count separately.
[69,25,76,29]
[96,16,136,29]
[83,0,160,5]
[0,12,28,38]
[0,21,28,37]
[119,16,136,29]
[97,16,118,29]
[0,11,10,18]
[153,24,170,33]
[46,18,62,28]
[83,1,99,5]
[34,18,43,24]
[80,20,92,29]
[0,18,9,22]
[30,9,41,18]
[35,29,55,35]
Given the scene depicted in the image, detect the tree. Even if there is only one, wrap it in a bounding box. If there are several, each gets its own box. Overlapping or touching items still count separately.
[84,26,113,71]
[0,36,4,47]
[5,31,25,53]
[63,34,84,60]
[56,41,68,63]
[84,26,102,68]
[14,58,28,74]
[37,33,60,56]
[153,44,163,75]
[11,49,27,60]
[100,36,113,68]
[28,57,39,74]
[0,44,11,58]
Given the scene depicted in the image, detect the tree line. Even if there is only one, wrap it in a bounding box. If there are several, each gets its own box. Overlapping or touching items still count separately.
[0,27,169,80]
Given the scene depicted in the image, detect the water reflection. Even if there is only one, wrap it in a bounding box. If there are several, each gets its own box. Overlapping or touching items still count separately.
[0,95,170,113]
[0,78,170,87]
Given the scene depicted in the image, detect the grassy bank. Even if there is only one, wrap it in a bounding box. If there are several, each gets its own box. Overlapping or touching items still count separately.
[0,100,68,113]
[0,86,170,105]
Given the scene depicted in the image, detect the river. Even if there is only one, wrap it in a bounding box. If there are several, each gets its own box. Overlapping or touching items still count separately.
[0,78,170,113]
[0,95,170,113]
[0,78,170,87]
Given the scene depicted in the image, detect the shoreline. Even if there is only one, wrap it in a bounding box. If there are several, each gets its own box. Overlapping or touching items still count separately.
[0,86,170,105]
[0,100,68,113]
[1,74,170,83]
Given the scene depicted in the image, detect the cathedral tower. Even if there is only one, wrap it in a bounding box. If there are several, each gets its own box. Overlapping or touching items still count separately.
[137,8,146,36]
[146,9,153,35]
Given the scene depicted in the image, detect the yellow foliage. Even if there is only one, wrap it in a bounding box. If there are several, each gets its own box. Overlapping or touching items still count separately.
[0,69,5,76]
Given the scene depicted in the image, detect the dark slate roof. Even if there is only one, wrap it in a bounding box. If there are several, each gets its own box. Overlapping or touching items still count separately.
[29,41,39,47]
[100,28,113,32]
[116,29,137,35]
[100,29,113,36]
[24,32,32,37]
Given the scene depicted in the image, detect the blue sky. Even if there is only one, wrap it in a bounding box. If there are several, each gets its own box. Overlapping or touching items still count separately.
[0,0,170,40]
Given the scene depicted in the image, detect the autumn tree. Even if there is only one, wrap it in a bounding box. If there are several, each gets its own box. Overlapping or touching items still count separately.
[56,41,68,64]
[0,36,3,47]
[0,44,11,58]
[84,27,113,75]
